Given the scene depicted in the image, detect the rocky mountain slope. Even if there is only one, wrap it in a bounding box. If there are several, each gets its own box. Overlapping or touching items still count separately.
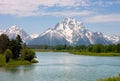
[0,18,120,46]
[29,18,113,45]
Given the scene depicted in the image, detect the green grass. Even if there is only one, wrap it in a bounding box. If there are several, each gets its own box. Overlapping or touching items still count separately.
[0,54,6,67]
[32,49,68,52]
[6,59,39,67]
[69,51,120,56]
[6,60,32,67]
[33,48,120,56]
[32,49,54,52]
[0,54,38,67]
[98,74,120,81]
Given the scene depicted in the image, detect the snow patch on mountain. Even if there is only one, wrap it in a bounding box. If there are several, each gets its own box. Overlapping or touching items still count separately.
[54,18,86,44]
[29,28,69,46]
[29,18,117,45]
[104,35,120,44]
[30,34,39,39]
[52,18,111,45]
[0,18,120,45]
[4,25,31,42]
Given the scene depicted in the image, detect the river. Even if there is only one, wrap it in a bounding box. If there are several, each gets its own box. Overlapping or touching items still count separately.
[0,52,120,81]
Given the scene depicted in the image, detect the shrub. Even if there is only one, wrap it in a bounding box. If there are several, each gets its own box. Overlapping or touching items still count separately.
[0,55,6,67]
[4,49,12,63]
[31,59,38,63]
[21,49,35,61]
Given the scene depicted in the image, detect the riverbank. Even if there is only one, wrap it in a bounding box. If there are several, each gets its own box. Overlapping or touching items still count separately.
[6,59,38,67]
[0,54,38,67]
[69,51,120,56]
[32,49,120,56]
[0,59,38,67]
[30,44,120,55]
[98,74,120,81]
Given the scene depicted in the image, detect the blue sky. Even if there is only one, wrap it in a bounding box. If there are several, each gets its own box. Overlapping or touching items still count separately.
[0,0,120,35]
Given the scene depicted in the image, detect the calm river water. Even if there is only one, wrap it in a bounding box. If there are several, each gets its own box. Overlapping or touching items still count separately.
[0,52,120,81]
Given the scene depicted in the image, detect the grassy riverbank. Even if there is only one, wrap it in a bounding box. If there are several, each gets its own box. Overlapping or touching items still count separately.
[0,55,38,67]
[32,49,120,56]
[0,34,38,67]
[98,74,120,81]
[69,51,120,56]
[33,49,68,52]
[6,59,38,67]
[30,43,120,56]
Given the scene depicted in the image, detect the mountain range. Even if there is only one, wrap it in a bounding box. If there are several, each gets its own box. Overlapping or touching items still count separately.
[0,18,120,46]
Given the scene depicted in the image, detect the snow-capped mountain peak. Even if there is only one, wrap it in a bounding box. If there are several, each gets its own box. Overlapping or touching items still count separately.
[5,25,31,42]
[54,18,86,44]
[0,18,120,45]
[55,18,85,30]
[7,25,22,33]
[104,35,120,44]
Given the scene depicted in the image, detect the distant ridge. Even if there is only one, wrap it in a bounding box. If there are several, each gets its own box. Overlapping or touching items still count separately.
[0,18,120,45]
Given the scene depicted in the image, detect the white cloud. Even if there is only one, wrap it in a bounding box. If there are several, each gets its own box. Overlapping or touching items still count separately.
[91,0,120,7]
[34,0,90,7]
[40,10,94,17]
[84,14,120,23]
[0,0,39,16]
[0,0,119,17]
[0,0,93,17]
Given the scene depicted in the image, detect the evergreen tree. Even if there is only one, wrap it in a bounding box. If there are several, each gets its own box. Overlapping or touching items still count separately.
[0,34,9,53]
[15,35,22,57]
[64,44,67,50]
[9,35,22,59]
[9,39,18,59]
[22,43,27,49]
[115,44,120,53]
[87,45,93,52]
[55,45,65,50]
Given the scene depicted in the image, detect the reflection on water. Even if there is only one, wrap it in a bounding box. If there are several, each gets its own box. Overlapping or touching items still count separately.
[4,65,35,75]
[0,52,120,81]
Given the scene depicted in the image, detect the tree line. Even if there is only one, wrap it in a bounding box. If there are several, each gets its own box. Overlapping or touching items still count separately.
[29,44,120,53]
[0,34,36,63]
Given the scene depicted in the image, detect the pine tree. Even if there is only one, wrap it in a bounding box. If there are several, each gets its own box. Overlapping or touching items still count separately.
[0,34,9,53]
[9,35,22,59]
